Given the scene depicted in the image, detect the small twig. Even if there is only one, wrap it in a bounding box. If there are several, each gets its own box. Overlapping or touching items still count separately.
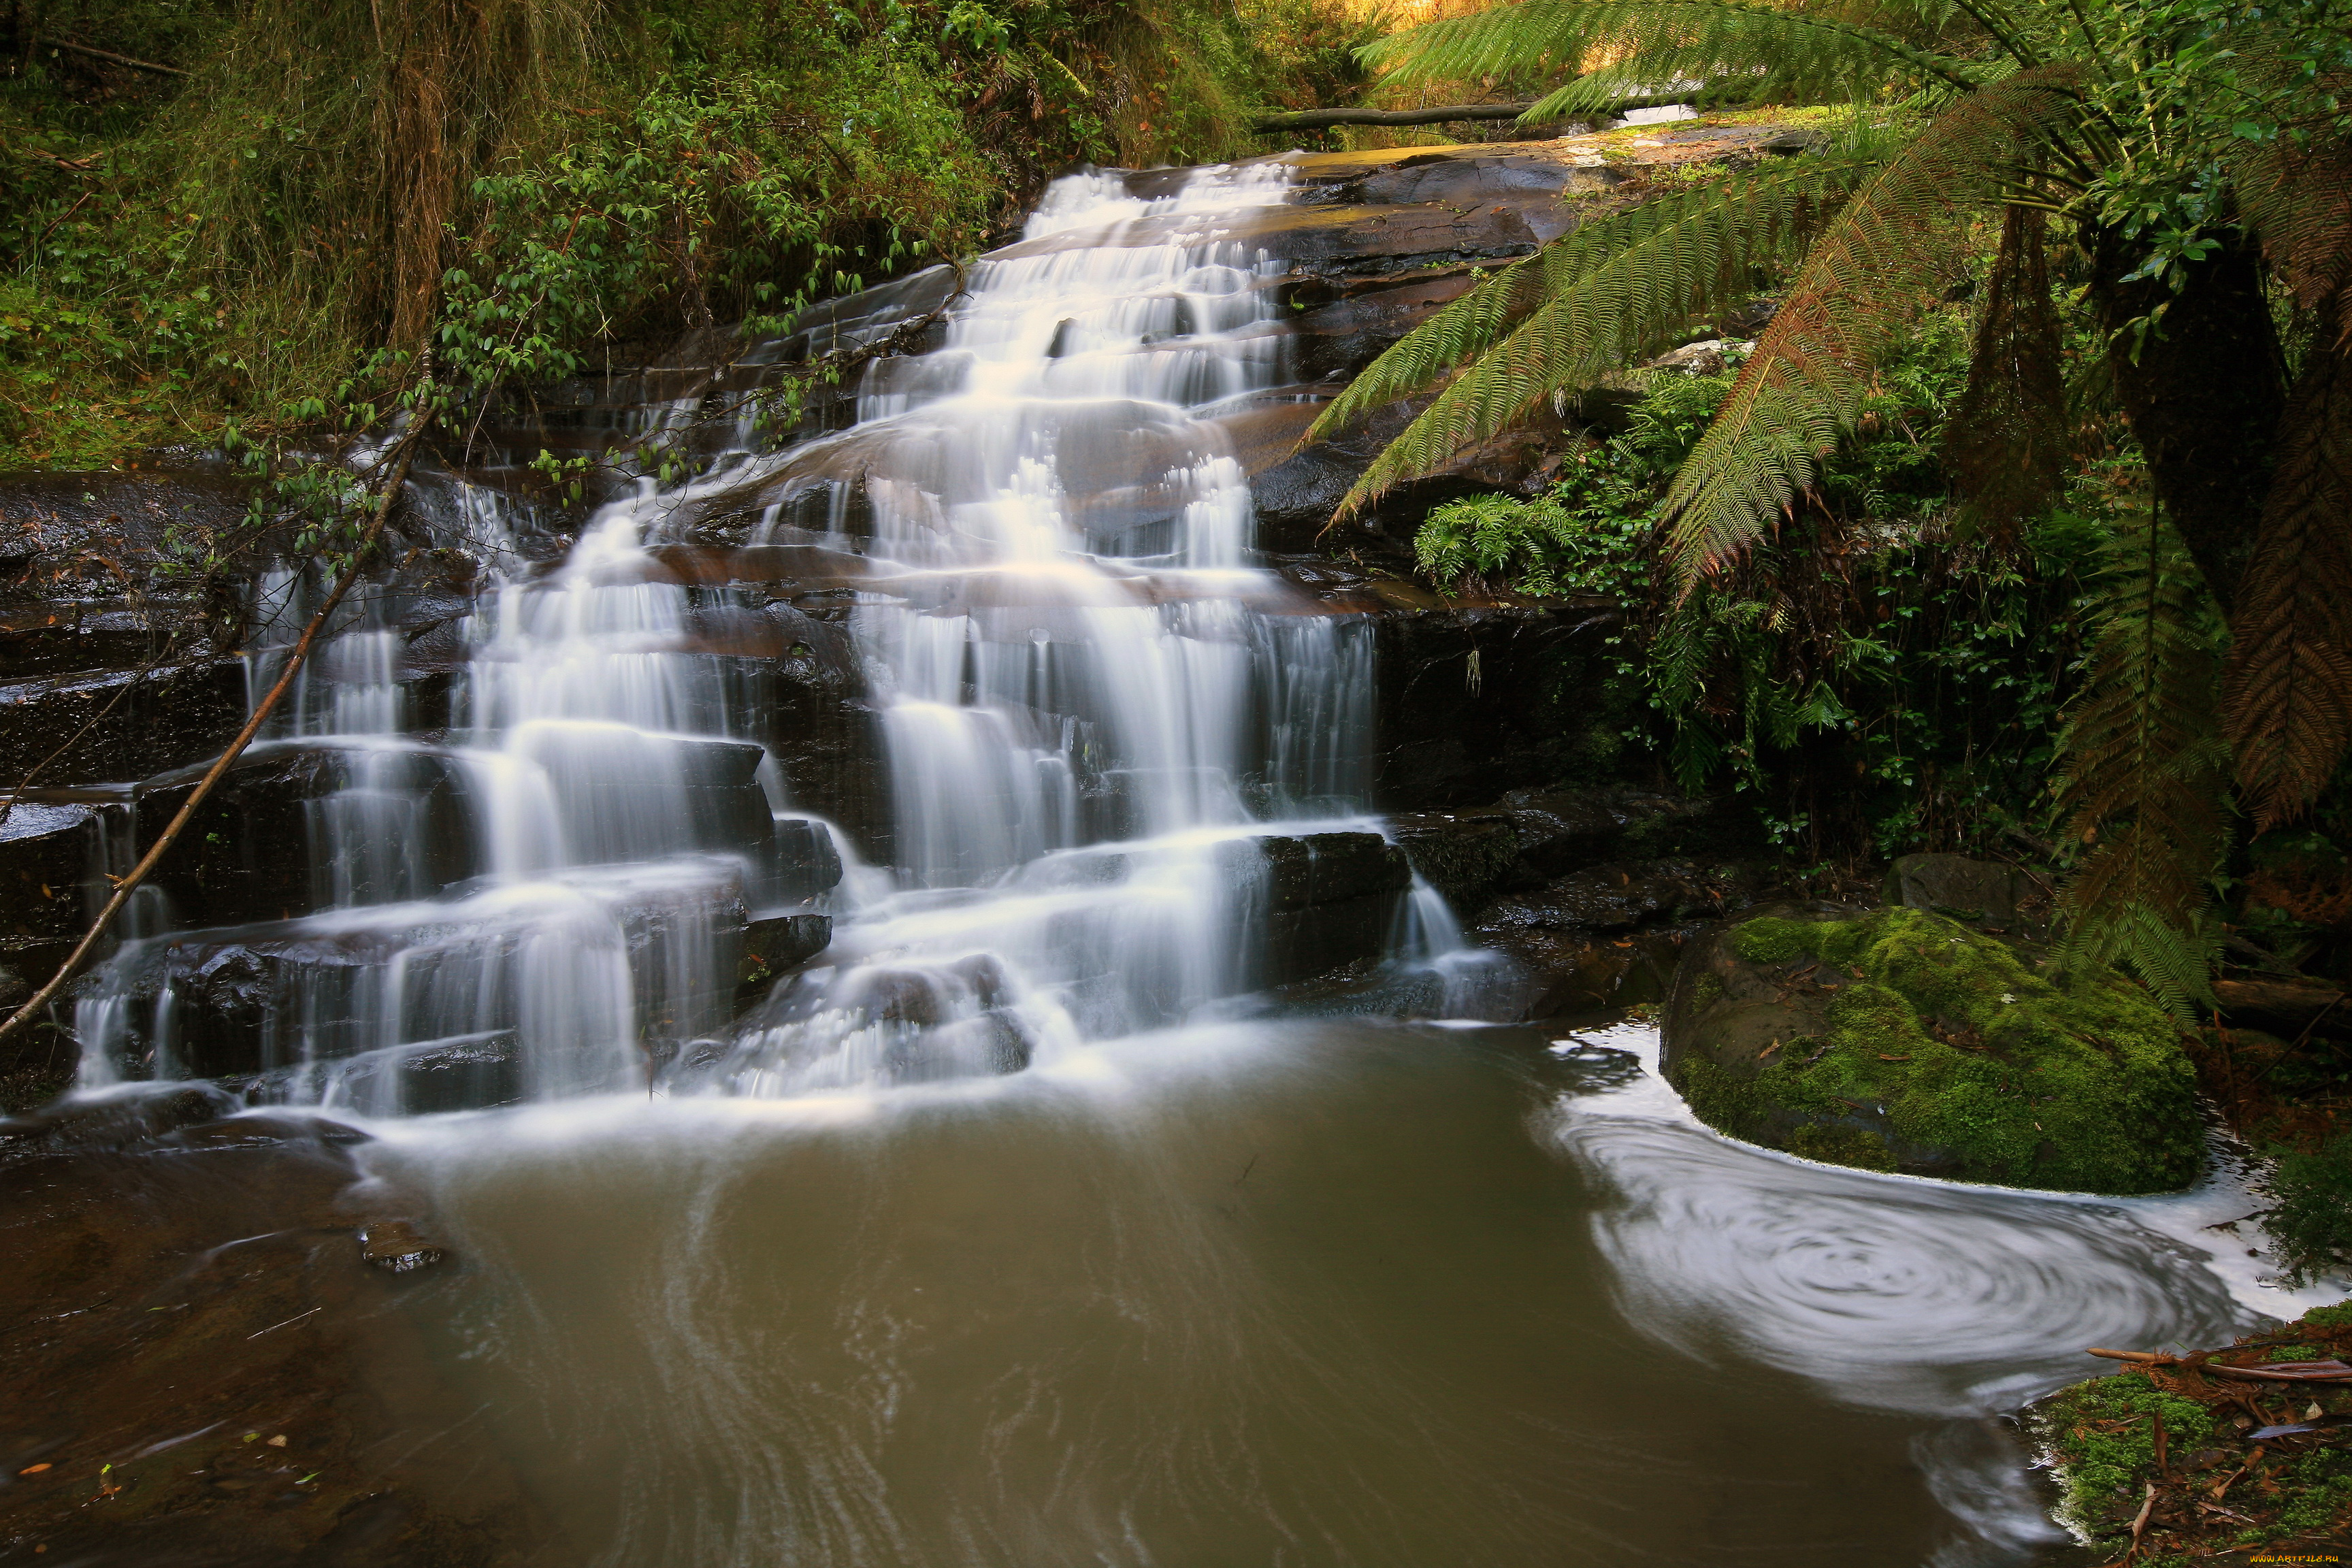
[2125,1479,2157,1556]
[0,393,436,1050]
[32,36,188,76]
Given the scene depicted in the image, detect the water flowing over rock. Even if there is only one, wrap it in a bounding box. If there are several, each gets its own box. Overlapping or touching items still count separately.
[29,153,1610,1111]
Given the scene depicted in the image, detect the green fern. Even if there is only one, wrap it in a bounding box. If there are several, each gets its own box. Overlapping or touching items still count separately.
[1659,65,2084,587]
[1358,0,1983,121]
[1316,152,1889,517]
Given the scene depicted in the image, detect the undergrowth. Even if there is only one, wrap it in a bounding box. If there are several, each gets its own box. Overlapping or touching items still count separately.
[0,0,1371,469]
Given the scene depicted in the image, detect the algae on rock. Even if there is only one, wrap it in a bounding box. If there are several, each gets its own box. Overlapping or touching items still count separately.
[1661,906,2202,1194]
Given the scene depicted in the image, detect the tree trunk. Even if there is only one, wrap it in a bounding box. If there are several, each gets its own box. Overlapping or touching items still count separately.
[2090,229,2286,615]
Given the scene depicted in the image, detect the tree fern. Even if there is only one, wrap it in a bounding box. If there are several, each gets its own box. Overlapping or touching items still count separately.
[1315,153,1888,517]
[1358,0,1983,120]
[2055,498,2232,1017]
[1658,65,2082,587]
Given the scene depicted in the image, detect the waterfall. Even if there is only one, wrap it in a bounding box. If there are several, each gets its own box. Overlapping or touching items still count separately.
[72,159,1438,1113]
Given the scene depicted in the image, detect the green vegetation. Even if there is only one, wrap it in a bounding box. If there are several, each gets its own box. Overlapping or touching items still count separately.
[2265,1132,2352,1287]
[2032,1303,2352,1557]
[1673,908,2202,1192]
[1329,0,2352,1013]
[0,0,1369,468]
[1414,325,2104,865]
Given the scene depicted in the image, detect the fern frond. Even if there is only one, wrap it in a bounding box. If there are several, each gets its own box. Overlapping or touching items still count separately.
[2055,499,2231,1013]
[1944,204,2070,541]
[1657,65,2083,587]
[1320,154,1885,515]
[2223,300,2352,830]
[1361,0,1982,115]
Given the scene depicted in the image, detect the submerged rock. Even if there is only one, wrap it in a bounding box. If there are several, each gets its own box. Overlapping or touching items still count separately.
[1661,905,2203,1193]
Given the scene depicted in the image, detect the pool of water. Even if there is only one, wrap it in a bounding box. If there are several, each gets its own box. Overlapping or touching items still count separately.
[355,1017,2319,1567]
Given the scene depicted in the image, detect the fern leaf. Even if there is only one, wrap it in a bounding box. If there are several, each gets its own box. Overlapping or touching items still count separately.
[2055,499,2232,1012]
[1944,204,2070,541]
[1657,65,2084,588]
[2223,299,2352,829]
[1360,0,1982,114]
[1320,154,1884,516]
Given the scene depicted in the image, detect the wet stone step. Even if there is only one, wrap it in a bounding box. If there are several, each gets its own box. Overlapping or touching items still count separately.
[0,657,247,786]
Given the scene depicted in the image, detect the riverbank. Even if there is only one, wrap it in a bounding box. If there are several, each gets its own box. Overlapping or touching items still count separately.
[2031,1303,2352,1562]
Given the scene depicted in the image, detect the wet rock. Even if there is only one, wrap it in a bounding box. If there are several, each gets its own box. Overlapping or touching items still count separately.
[0,1081,241,1154]
[1883,852,2027,927]
[1477,860,1725,934]
[0,656,247,785]
[1215,832,1414,987]
[0,800,97,943]
[1368,604,1626,811]
[0,602,176,679]
[1386,813,1519,904]
[1661,904,2204,1193]
[358,1220,446,1273]
[130,744,482,929]
[157,1112,373,1152]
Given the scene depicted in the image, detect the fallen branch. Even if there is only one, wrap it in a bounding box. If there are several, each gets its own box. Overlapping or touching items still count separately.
[2087,1348,2352,1383]
[0,397,436,1052]
[1248,91,1737,133]
[33,36,189,76]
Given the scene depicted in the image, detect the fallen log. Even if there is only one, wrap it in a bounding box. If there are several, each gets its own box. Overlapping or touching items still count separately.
[1247,91,1722,133]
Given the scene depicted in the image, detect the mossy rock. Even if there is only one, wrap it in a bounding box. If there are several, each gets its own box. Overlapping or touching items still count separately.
[1659,905,2202,1194]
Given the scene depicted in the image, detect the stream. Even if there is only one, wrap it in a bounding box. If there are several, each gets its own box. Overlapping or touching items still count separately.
[46,156,2349,1565]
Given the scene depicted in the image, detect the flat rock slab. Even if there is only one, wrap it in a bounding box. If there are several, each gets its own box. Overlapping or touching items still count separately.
[0,1096,555,1564]
[1661,904,2204,1193]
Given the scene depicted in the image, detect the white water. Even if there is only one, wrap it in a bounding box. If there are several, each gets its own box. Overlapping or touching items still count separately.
[74,159,1430,1111]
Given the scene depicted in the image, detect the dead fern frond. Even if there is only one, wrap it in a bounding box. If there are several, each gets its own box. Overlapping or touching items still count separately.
[2232,95,2352,324]
[2056,498,2232,1014]
[2223,298,2352,830]
[1657,64,2083,589]
[1943,204,2070,543]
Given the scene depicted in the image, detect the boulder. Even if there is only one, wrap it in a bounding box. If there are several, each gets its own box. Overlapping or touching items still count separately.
[1883,852,2027,928]
[1660,905,2203,1194]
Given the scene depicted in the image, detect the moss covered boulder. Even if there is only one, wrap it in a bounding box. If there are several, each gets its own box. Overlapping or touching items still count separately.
[1659,905,2202,1193]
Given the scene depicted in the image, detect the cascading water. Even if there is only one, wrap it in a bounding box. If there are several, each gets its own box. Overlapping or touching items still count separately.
[46,153,2352,1568]
[71,159,1430,1113]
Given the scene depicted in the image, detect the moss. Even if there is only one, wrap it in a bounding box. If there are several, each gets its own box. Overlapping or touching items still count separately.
[2033,1373,2217,1541]
[1786,1122,1897,1171]
[2267,1343,2326,1362]
[1729,917,1819,965]
[1667,1058,1768,1142]
[1704,909,2202,1194]
[2300,1300,2352,1330]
